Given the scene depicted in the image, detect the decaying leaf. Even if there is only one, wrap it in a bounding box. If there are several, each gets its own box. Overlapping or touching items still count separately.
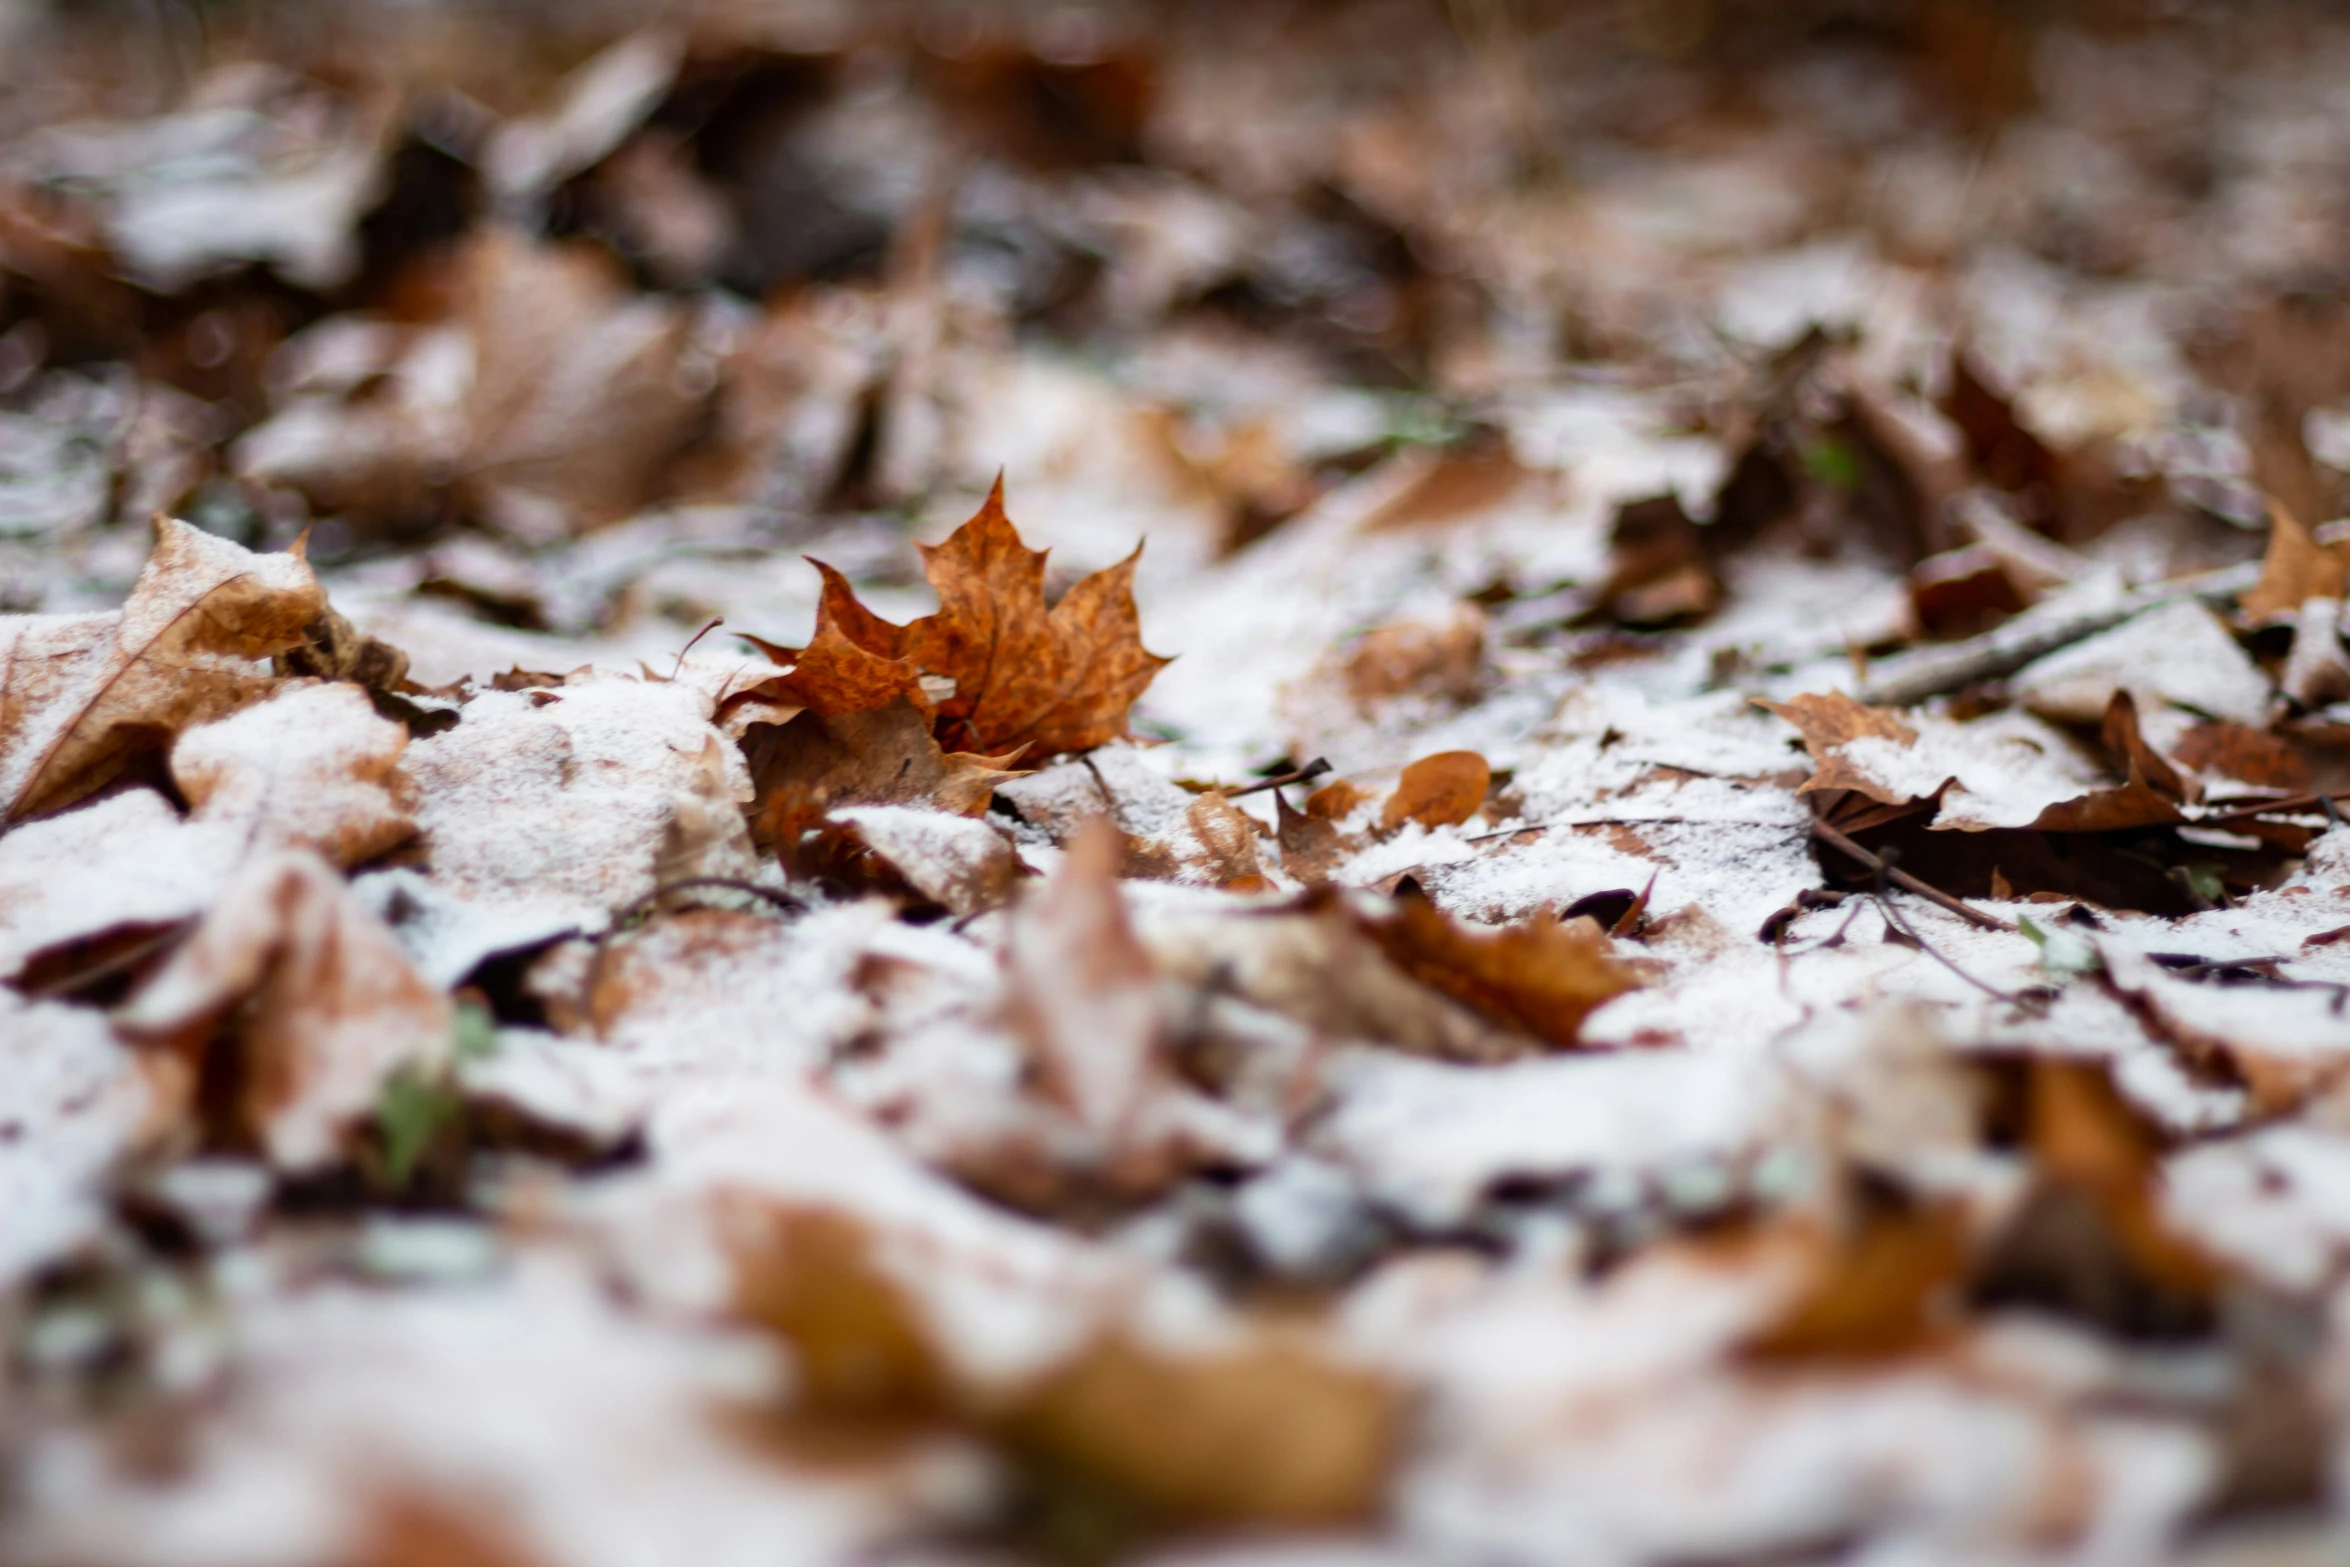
[0,515,322,824]
[1352,883,1640,1052]
[114,849,453,1171]
[832,805,1022,917]
[747,479,1171,757]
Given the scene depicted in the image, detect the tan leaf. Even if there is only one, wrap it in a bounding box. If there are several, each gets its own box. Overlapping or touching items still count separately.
[1743,1195,1969,1361]
[1379,750,1491,831]
[2172,719,2311,791]
[1,516,322,824]
[2243,497,2350,624]
[1754,692,1921,805]
[114,849,452,1171]
[171,681,416,866]
[1005,1332,1398,1526]
[1003,817,1165,1137]
[1353,883,1641,1051]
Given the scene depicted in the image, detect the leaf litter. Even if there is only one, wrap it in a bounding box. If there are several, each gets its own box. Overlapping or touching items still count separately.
[19,4,2350,1566]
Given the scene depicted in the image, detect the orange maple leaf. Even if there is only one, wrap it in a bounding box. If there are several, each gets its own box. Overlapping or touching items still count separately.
[754,478,1171,757]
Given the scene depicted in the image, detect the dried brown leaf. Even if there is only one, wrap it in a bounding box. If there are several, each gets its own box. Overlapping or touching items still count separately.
[114,849,451,1170]
[1354,883,1641,1052]
[0,516,323,824]
[1743,1197,1969,1361]
[744,699,1023,860]
[1379,750,1490,832]
[1754,692,1921,806]
[2243,498,2350,625]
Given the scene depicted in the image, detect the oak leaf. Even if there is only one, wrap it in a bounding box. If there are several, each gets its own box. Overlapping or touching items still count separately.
[751,479,1171,757]
[0,516,323,824]
[1354,883,1641,1051]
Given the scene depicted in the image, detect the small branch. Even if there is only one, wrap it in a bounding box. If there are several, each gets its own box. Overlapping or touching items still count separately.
[1857,561,2260,707]
[1871,886,2028,1004]
[1227,758,1332,798]
[1809,816,2016,932]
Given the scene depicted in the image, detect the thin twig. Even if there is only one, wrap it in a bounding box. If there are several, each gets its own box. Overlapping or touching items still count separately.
[669,617,724,680]
[1227,757,1332,799]
[1464,815,1700,844]
[22,919,195,1001]
[1857,560,2261,707]
[1872,887,2027,1004]
[1809,816,2016,932]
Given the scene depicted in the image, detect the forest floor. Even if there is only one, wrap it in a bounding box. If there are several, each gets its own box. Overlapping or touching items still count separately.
[13,2,2350,1563]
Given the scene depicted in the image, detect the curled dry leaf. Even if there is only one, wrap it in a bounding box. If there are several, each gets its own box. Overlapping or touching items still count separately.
[114,849,452,1171]
[1120,789,1266,888]
[0,515,322,824]
[1353,883,1641,1052]
[744,698,1024,859]
[748,479,1171,757]
[1380,749,1491,832]
[171,680,416,866]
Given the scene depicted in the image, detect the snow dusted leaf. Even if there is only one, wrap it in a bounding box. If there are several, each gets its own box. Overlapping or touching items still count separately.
[744,699,1021,860]
[114,849,452,1171]
[1352,884,1640,1054]
[833,804,1022,917]
[1003,818,1166,1144]
[0,991,152,1289]
[2011,598,2270,730]
[401,670,759,928]
[1755,692,1919,806]
[170,680,416,866]
[0,516,322,824]
[1379,750,1490,832]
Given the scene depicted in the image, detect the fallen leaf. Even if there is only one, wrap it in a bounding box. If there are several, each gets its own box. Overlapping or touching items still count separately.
[114,849,453,1171]
[0,515,322,824]
[171,680,416,865]
[1353,882,1640,1052]
[2024,690,2188,832]
[1941,350,2061,504]
[1743,1194,1969,1360]
[2171,720,2311,792]
[744,699,1024,860]
[1337,605,1488,705]
[747,479,1171,757]
[1003,818,1166,1140]
[1275,791,1344,884]
[1379,750,1491,832]
[1121,789,1266,887]
[832,804,1022,917]
[1005,1331,1397,1526]
[1755,691,1921,806]
[2243,498,2350,625]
